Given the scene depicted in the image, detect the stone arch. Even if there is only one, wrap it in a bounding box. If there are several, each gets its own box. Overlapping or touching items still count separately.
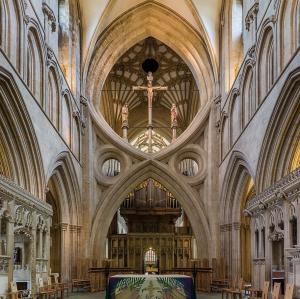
[58,0,81,96]
[277,0,300,70]
[83,2,218,155]
[26,22,45,106]
[46,151,81,280]
[46,151,81,224]
[220,112,229,160]
[229,89,241,146]
[90,160,211,263]
[220,0,244,93]
[0,0,24,72]
[256,68,300,192]
[47,65,61,129]
[220,151,255,280]
[241,63,255,126]
[257,23,275,104]
[0,67,45,199]
[61,91,72,146]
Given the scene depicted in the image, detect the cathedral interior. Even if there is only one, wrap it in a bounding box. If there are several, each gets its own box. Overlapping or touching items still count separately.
[0,0,300,298]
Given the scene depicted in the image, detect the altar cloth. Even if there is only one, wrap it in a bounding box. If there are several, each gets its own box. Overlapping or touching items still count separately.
[106,274,196,299]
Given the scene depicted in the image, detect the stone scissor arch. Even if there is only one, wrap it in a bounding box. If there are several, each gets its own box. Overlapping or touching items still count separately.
[90,160,211,263]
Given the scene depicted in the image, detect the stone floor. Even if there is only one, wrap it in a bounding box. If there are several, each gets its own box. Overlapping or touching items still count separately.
[69,291,223,299]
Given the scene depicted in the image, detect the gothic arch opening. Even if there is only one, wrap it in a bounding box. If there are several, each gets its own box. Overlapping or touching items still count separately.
[46,153,81,281]
[256,69,300,191]
[100,37,201,152]
[90,161,211,265]
[84,2,217,154]
[220,152,255,281]
[105,178,197,272]
[0,68,45,198]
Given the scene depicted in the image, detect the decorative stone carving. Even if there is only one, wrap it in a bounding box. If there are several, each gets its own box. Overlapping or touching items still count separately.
[269,229,284,241]
[245,1,259,31]
[42,2,56,32]
[0,256,10,273]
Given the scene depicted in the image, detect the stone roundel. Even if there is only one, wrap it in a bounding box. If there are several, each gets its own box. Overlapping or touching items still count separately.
[94,145,132,186]
[168,144,207,185]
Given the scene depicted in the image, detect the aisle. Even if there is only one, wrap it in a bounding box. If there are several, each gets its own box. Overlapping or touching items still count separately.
[68,291,222,299]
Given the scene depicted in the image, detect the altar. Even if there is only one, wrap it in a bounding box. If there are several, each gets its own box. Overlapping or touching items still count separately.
[106,274,196,299]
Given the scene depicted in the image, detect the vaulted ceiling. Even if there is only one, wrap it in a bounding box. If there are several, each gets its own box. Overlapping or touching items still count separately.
[79,0,223,65]
[82,0,221,153]
[100,37,199,143]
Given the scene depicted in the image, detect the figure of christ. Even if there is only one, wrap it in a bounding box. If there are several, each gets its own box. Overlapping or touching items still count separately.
[132,72,168,153]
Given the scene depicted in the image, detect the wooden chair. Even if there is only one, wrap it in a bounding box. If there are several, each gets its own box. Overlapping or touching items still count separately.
[222,278,243,299]
[9,282,21,299]
[272,283,281,299]
[222,278,237,299]
[47,277,58,299]
[228,278,244,299]
[53,274,69,297]
[38,278,56,299]
[249,281,270,299]
[284,283,294,299]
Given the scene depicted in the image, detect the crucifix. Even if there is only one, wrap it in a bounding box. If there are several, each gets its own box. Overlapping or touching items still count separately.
[132,71,168,153]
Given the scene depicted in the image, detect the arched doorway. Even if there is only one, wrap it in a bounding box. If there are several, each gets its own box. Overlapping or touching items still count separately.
[106,178,196,273]
[46,188,61,275]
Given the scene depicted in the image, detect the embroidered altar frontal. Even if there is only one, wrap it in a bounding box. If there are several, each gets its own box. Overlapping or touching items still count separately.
[106,274,196,299]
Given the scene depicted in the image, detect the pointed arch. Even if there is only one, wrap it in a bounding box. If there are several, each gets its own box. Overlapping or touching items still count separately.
[277,0,300,70]
[220,151,255,280]
[241,63,254,126]
[84,1,218,121]
[90,160,211,263]
[221,113,229,159]
[229,89,241,146]
[47,66,61,129]
[0,0,24,72]
[256,68,300,192]
[61,91,72,146]
[257,24,275,103]
[27,22,45,106]
[0,67,45,199]
[46,151,81,224]
[221,151,255,224]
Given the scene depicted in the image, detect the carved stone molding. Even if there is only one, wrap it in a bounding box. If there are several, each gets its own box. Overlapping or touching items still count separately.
[0,256,10,273]
[246,167,300,213]
[42,2,56,32]
[245,1,259,31]
[269,229,284,241]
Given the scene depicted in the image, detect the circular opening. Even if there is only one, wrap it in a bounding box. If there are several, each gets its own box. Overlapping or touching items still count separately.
[179,158,199,177]
[142,58,159,73]
[102,159,121,177]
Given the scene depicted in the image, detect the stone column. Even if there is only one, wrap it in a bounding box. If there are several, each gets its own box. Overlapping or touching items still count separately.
[31,213,37,293]
[60,223,69,282]
[6,217,15,283]
[264,210,271,286]
[232,222,241,281]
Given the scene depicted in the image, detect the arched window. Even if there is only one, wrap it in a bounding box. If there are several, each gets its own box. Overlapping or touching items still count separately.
[258,27,275,103]
[48,67,60,128]
[62,95,71,145]
[230,93,240,145]
[72,118,80,159]
[58,0,81,96]
[0,0,21,71]
[221,117,229,159]
[27,28,44,105]
[144,248,157,264]
[242,67,254,125]
[0,0,8,52]
[279,0,300,69]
